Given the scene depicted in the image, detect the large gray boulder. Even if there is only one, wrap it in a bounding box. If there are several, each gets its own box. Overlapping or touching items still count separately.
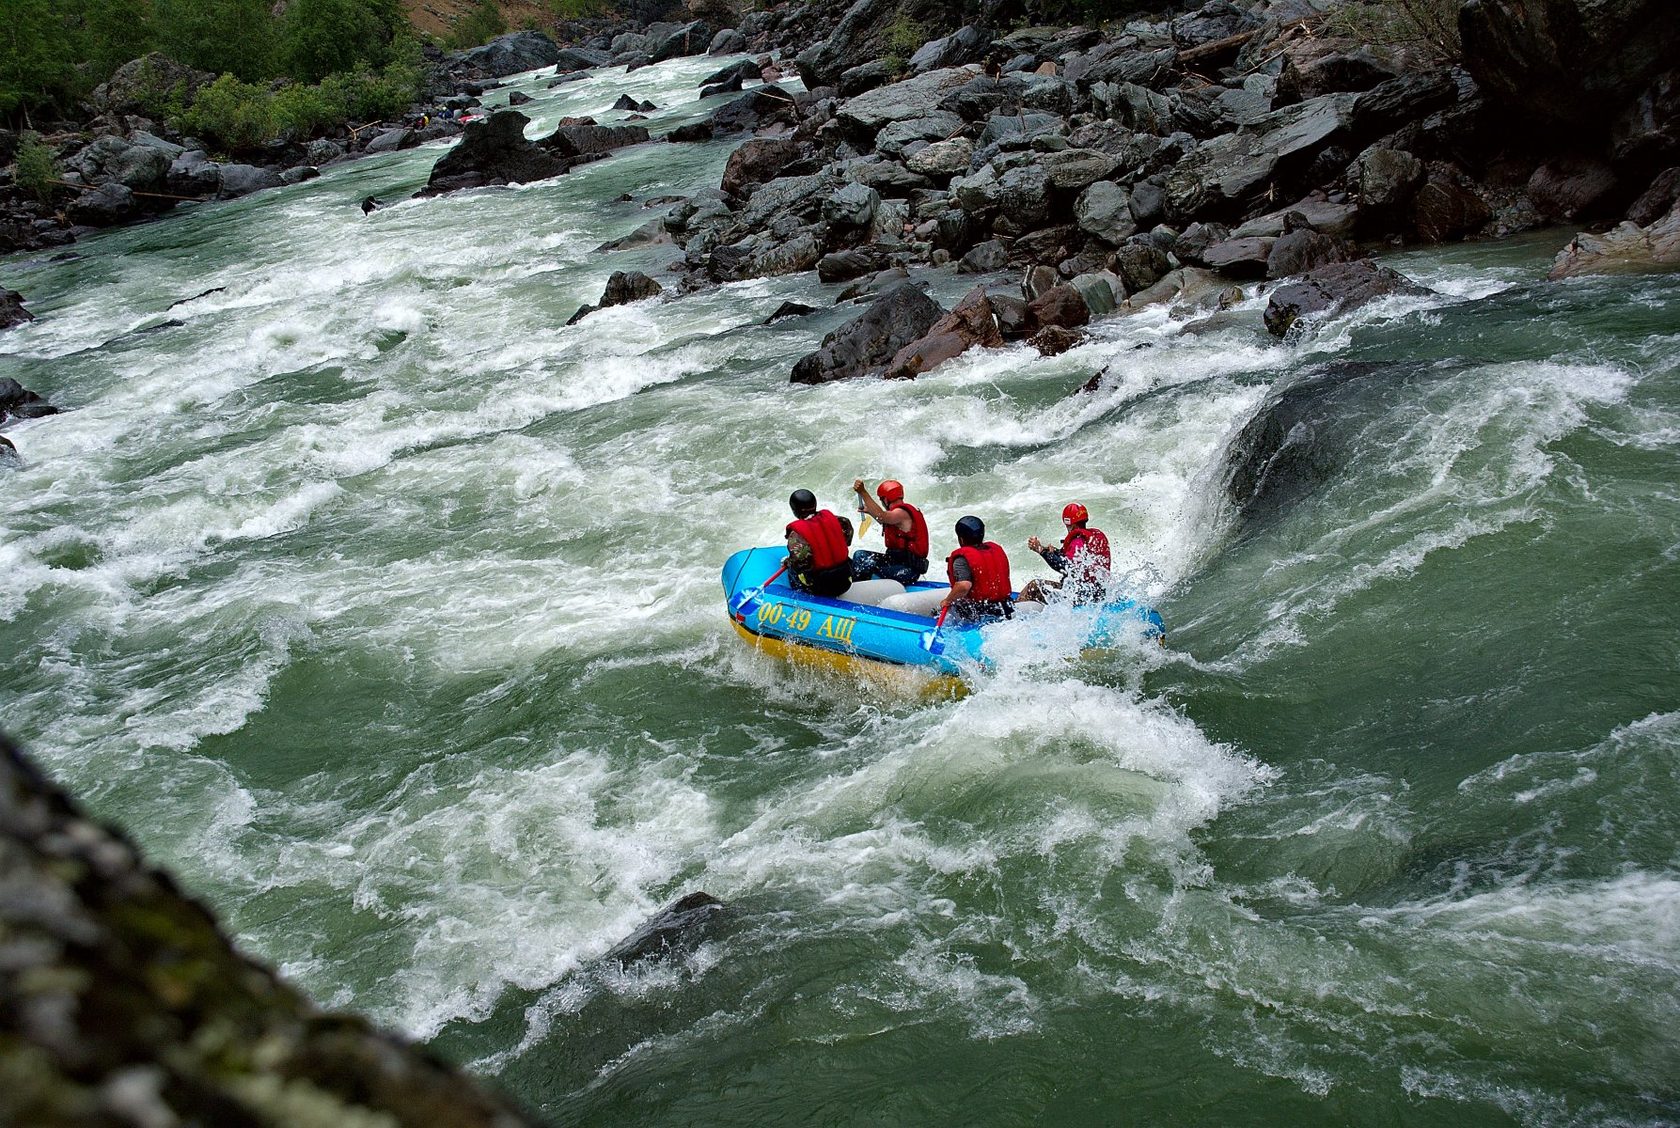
[647,20,712,63]
[167,150,220,196]
[876,111,964,157]
[419,110,566,196]
[907,137,974,177]
[790,283,944,383]
[1165,93,1357,221]
[1039,148,1123,191]
[795,0,895,89]
[1074,181,1136,245]
[217,164,283,199]
[839,70,975,136]
[68,182,137,225]
[1263,259,1429,336]
[89,53,214,114]
[909,26,992,74]
[1547,197,1680,279]
[449,31,562,78]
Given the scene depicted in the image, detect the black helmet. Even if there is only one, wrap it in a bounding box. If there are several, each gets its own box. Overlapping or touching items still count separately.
[955,515,985,545]
[789,489,818,516]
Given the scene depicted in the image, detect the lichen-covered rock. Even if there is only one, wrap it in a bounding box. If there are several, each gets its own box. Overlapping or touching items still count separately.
[1547,197,1680,279]
[0,732,538,1128]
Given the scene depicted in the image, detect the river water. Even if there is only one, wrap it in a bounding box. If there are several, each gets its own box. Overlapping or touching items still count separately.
[3,56,1678,1127]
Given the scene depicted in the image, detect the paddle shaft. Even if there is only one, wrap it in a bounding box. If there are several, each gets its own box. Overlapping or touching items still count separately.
[733,562,788,614]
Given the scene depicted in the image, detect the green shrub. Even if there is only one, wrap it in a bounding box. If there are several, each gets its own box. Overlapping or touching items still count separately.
[14,131,59,202]
[450,0,508,49]
[549,0,608,16]
[1323,0,1461,64]
[882,14,927,74]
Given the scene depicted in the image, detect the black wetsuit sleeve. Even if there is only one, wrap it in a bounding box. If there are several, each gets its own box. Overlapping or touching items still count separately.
[1042,548,1069,574]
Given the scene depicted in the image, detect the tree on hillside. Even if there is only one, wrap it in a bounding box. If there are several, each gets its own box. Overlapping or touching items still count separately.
[153,0,277,81]
[1,0,80,119]
[279,0,407,83]
[450,0,507,49]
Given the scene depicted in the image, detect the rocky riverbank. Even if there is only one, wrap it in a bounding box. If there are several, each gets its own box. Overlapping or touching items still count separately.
[0,731,540,1128]
[533,0,1677,379]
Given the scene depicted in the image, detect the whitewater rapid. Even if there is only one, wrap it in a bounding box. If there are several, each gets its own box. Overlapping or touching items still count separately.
[4,54,1678,1128]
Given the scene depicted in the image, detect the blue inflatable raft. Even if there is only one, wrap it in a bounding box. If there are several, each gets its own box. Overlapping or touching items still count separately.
[721,546,1164,686]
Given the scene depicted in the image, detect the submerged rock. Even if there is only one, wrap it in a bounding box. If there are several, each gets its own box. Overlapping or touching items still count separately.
[1263,259,1428,336]
[605,892,727,967]
[2,288,32,331]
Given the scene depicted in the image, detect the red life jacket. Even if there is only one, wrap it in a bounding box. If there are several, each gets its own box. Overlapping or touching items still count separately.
[787,509,849,570]
[883,502,929,558]
[947,541,1012,601]
[1062,525,1112,578]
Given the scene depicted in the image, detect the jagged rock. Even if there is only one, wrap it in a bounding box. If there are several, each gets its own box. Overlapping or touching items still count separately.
[882,285,1002,379]
[699,59,760,90]
[1074,181,1136,245]
[546,123,650,158]
[648,20,712,63]
[837,266,911,301]
[1284,45,1398,99]
[364,127,413,154]
[667,121,714,142]
[0,375,57,419]
[766,301,818,322]
[420,111,567,195]
[876,112,964,158]
[1201,236,1274,278]
[1069,271,1125,317]
[1357,147,1425,212]
[839,61,893,97]
[1111,242,1171,293]
[1165,93,1356,220]
[305,138,345,165]
[1627,167,1680,226]
[910,26,992,74]
[0,732,541,1128]
[824,182,880,228]
[1124,266,1225,312]
[217,163,283,199]
[995,165,1053,229]
[701,73,745,99]
[601,270,663,307]
[1266,227,1357,279]
[753,232,823,276]
[167,149,221,195]
[710,85,800,133]
[845,160,931,197]
[1027,284,1089,329]
[1547,197,1680,279]
[1023,263,1061,300]
[1039,148,1123,191]
[978,110,1065,151]
[1527,157,1619,221]
[989,291,1032,336]
[1459,0,1680,129]
[69,182,137,225]
[508,90,534,107]
[838,69,974,135]
[0,434,16,465]
[280,166,318,186]
[449,30,562,78]
[1263,259,1429,336]
[1409,162,1492,242]
[795,0,895,89]
[555,47,612,71]
[1030,325,1086,355]
[790,282,943,383]
[709,29,748,55]
[2,290,34,332]
[958,239,1009,273]
[906,138,974,177]
[817,245,897,283]
[721,137,801,198]
[1348,71,1461,139]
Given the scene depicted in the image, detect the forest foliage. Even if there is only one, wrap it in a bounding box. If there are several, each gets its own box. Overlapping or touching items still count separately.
[0,0,429,142]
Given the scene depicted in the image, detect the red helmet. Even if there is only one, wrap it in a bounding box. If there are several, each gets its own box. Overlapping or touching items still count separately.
[1062,502,1089,525]
[877,479,905,505]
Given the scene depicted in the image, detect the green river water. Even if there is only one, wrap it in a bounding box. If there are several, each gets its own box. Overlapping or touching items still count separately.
[3,56,1678,1126]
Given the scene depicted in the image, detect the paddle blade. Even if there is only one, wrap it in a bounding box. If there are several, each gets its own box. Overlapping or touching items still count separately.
[730,586,763,615]
[859,514,872,539]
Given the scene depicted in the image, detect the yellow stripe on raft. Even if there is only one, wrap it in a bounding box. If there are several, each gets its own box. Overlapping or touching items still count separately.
[730,622,965,700]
